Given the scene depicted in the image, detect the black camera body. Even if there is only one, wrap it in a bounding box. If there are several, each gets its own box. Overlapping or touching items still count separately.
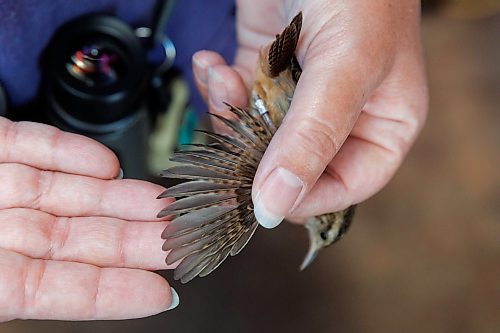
[42,13,171,179]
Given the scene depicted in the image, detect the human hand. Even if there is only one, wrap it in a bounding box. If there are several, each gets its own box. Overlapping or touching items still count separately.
[192,0,428,226]
[0,117,178,322]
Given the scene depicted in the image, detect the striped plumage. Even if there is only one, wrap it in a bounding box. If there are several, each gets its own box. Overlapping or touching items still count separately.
[157,105,272,283]
[158,12,355,283]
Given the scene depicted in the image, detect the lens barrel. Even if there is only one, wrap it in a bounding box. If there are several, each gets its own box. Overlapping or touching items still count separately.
[43,14,151,179]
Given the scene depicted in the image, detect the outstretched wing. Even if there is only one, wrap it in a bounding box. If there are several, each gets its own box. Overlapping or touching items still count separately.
[158,105,274,283]
[158,12,304,283]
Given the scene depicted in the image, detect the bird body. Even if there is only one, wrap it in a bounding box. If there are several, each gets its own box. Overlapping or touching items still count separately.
[158,12,355,283]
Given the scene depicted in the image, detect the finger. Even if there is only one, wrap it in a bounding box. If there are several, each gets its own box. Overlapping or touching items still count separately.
[192,50,250,111]
[0,163,173,221]
[289,135,400,220]
[207,65,249,134]
[0,249,178,321]
[284,53,428,221]
[0,208,174,270]
[251,47,387,228]
[192,50,227,103]
[207,65,248,114]
[192,51,248,133]
[0,117,120,179]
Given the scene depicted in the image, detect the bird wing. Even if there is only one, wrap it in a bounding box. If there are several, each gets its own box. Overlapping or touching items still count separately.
[159,12,304,283]
[159,105,274,283]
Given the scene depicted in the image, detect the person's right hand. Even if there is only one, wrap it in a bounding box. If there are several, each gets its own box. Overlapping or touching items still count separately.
[192,0,428,227]
[0,117,178,322]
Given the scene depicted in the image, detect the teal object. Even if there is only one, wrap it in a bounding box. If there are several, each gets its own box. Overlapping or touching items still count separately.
[178,106,198,145]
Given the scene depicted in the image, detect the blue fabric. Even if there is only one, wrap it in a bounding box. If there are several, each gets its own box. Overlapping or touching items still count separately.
[0,0,236,115]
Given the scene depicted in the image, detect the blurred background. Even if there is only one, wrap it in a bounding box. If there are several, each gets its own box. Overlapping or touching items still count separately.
[2,0,499,332]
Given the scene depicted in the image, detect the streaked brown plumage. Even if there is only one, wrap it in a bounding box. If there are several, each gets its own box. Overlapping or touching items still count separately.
[158,12,355,283]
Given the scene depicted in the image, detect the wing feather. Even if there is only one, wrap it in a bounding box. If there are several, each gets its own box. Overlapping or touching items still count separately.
[159,12,304,283]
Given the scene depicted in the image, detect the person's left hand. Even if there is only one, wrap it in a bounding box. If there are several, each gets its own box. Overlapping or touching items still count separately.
[0,117,178,322]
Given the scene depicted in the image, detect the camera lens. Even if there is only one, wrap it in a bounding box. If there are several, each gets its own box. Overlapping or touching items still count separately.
[44,14,148,127]
[43,14,152,179]
[66,43,125,87]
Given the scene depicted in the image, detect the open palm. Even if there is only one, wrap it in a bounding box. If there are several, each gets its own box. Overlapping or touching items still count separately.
[0,117,177,321]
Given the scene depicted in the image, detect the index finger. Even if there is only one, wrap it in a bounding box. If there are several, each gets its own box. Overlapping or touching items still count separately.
[0,117,120,179]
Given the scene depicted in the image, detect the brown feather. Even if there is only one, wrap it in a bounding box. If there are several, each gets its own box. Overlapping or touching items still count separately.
[159,14,302,283]
[159,105,272,282]
[159,12,354,283]
[268,12,302,77]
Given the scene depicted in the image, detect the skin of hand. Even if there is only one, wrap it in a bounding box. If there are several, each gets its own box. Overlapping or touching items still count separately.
[0,117,178,322]
[192,0,428,227]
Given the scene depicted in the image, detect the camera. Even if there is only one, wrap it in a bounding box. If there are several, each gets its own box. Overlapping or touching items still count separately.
[42,13,176,179]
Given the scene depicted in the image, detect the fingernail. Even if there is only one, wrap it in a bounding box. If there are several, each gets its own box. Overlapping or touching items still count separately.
[114,168,123,180]
[192,55,207,85]
[253,167,303,229]
[166,287,180,311]
[208,67,226,112]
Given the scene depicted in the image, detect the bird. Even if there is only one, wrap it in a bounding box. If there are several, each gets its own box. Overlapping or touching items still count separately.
[158,12,356,283]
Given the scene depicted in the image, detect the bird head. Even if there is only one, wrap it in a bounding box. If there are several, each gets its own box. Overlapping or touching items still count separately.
[300,206,356,270]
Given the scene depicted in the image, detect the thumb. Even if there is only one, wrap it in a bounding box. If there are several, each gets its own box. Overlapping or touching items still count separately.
[251,55,378,229]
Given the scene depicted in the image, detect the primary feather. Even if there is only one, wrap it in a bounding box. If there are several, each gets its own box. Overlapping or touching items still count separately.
[159,104,275,283]
[158,12,354,283]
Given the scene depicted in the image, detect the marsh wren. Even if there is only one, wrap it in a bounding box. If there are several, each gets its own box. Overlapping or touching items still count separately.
[158,12,356,283]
